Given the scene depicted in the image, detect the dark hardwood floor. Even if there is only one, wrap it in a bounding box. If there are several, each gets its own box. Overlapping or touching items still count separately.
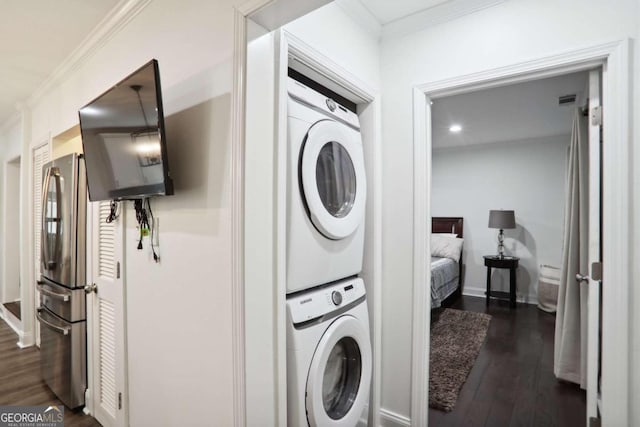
[0,318,101,427]
[429,296,586,427]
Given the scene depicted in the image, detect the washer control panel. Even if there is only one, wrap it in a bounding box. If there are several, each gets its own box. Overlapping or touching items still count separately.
[287,278,365,325]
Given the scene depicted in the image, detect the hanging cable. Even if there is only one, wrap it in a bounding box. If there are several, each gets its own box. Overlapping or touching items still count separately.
[134,199,149,250]
[146,198,159,262]
[133,198,159,262]
[105,200,120,223]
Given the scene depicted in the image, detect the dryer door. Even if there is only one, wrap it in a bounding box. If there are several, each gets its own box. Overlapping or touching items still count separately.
[306,315,372,427]
[301,120,366,240]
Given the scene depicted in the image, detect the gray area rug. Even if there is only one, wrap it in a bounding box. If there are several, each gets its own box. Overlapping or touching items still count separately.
[430,308,491,412]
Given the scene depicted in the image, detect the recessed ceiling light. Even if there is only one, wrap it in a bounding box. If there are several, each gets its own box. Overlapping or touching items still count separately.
[449,124,462,133]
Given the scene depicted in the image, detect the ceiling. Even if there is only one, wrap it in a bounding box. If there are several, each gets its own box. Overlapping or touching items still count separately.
[432,72,590,149]
[0,0,119,128]
[357,0,450,24]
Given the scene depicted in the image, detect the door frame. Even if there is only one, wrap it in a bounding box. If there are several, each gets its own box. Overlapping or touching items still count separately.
[1,155,22,330]
[411,39,631,426]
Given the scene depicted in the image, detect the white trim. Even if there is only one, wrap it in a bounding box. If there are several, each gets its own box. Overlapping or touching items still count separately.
[0,304,32,349]
[232,7,249,427]
[0,307,23,343]
[415,40,622,97]
[598,39,630,427]
[382,0,507,40]
[16,332,32,349]
[411,39,631,427]
[85,201,95,418]
[283,31,375,103]
[379,408,411,427]
[461,286,538,305]
[2,155,22,310]
[25,0,151,107]
[231,2,283,425]
[410,88,430,427]
[274,30,289,426]
[237,0,275,16]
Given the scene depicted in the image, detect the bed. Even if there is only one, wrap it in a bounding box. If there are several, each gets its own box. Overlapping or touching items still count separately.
[431,217,464,308]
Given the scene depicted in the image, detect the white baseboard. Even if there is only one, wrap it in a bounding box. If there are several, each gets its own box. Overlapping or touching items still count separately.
[0,306,26,344]
[380,408,410,427]
[18,331,34,348]
[462,285,538,305]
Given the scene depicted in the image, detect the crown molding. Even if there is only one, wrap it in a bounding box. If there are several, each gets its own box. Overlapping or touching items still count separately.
[25,0,152,108]
[382,0,507,39]
[335,0,382,40]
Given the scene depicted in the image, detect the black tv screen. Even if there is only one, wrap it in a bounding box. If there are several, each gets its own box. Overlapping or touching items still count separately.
[79,59,173,201]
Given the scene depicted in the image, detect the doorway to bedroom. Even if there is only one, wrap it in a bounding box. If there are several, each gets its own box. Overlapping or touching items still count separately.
[427,69,599,425]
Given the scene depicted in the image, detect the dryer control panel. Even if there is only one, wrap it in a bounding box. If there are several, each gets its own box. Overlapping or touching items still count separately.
[287,77,360,130]
[287,277,365,325]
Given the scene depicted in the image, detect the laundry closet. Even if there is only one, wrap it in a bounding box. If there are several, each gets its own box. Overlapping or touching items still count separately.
[243,4,382,426]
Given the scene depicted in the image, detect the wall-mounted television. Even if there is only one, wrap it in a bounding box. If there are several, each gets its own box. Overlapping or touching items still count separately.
[79,59,174,201]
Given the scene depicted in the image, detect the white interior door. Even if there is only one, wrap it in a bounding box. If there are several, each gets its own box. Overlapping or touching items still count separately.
[586,69,602,423]
[90,200,128,427]
[33,143,50,346]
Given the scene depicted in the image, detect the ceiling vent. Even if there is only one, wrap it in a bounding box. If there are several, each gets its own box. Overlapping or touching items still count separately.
[558,94,577,106]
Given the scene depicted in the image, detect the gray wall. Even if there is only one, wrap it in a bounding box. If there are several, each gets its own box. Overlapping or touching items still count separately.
[432,135,568,302]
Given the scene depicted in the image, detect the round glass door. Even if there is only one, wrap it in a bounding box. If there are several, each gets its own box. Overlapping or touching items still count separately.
[316,142,357,219]
[323,337,362,419]
[306,316,372,426]
[301,120,366,240]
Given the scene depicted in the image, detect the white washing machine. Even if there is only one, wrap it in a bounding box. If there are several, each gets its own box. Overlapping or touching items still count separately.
[287,77,367,294]
[287,277,372,427]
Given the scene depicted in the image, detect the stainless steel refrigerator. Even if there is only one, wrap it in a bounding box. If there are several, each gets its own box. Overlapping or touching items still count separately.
[37,152,87,408]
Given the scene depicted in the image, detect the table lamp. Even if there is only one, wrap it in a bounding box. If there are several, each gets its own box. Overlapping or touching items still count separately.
[488,209,515,258]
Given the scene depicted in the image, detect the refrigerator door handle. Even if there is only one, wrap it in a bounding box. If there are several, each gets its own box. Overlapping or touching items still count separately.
[41,167,53,271]
[37,284,70,302]
[36,308,70,336]
[41,167,63,271]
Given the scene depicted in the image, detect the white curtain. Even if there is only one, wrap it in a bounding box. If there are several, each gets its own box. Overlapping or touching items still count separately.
[554,109,589,388]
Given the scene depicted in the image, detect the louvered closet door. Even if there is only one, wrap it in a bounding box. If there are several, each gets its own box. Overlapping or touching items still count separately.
[33,143,50,346]
[90,200,127,427]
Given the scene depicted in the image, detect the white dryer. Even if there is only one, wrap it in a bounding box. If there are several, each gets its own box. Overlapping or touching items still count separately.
[287,277,372,427]
[287,78,367,294]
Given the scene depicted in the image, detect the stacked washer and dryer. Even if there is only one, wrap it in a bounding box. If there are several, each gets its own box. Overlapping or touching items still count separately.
[285,76,372,427]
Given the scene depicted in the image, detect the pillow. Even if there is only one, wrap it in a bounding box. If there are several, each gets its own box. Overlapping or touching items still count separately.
[435,233,459,238]
[431,234,464,262]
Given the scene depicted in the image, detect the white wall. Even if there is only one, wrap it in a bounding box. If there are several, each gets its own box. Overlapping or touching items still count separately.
[432,135,568,302]
[16,0,241,424]
[283,4,380,90]
[379,0,639,420]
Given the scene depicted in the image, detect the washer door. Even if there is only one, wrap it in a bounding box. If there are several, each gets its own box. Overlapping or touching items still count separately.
[301,120,366,240]
[306,315,372,427]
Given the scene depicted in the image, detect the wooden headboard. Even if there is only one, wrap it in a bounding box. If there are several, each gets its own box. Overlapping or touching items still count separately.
[432,217,464,297]
[432,217,464,238]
